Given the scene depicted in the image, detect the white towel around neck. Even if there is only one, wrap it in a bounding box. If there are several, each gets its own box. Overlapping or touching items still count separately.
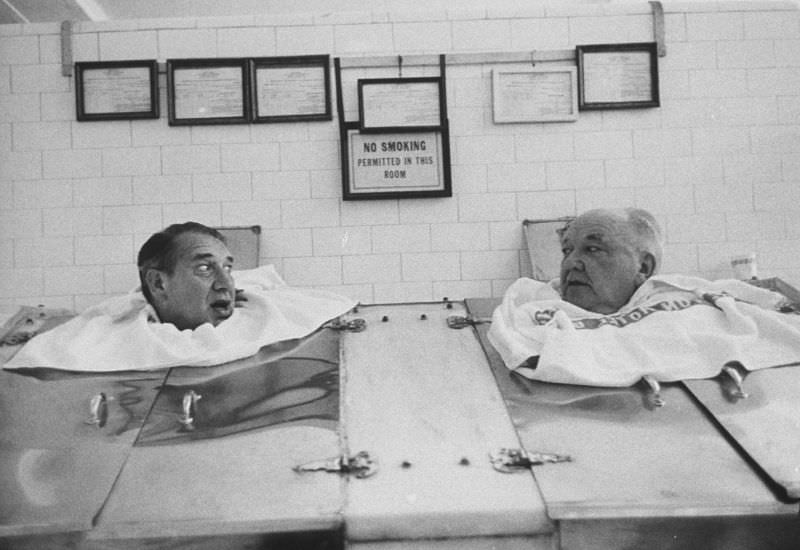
[488,274,800,387]
[4,265,357,372]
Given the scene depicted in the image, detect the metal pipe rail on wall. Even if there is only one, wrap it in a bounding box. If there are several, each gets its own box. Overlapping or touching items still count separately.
[59,1,665,76]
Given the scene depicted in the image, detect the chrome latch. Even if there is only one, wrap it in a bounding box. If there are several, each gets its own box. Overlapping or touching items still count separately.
[721,363,748,400]
[641,375,665,408]
[293,451,378,479]
[489,448,571,473]
[178,390,201,430]
[446,315,491,329]
[85,392,109,427]
[327,318,367,332]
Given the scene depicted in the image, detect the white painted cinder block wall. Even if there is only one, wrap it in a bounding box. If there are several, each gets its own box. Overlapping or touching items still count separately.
[1,1,800,311]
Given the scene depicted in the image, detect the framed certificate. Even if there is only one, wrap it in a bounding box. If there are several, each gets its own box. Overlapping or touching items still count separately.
[358,77,444,133]
[251,55,331,123]
[492,67,578,123]
[75,60,159,121]
[343,128,452,200]
[576,42,660,110]
[167,58,250,125]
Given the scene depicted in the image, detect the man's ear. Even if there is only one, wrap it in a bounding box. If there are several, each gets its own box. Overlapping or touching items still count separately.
[145,269,168,298]
[637,252,656,282]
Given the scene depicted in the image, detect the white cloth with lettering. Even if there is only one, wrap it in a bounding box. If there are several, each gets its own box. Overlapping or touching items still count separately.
[4,265,357,372]
[488,275,800,387]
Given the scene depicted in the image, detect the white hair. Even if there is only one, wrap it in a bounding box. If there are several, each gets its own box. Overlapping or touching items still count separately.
[561,208,664,273]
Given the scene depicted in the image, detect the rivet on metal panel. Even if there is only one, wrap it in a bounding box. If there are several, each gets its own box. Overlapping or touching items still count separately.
[489,448,571,473]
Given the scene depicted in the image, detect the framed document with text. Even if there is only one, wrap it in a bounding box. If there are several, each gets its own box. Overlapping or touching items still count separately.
[576,42,659,110]
[358,77,444,133]
[343,128,452,200]
[75,60,159,121]
[167,58,250,125]
[251,55,331,123]
[492,67,578,123]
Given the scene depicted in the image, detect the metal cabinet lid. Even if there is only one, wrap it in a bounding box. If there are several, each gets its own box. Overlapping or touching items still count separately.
[0,368,166,538]
[340,302,553,543]
[466,298,799,520]
[685,366,800,499]
[91,329,344,540]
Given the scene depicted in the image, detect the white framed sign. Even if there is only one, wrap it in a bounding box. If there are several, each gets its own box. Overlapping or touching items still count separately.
[343,129,451,200]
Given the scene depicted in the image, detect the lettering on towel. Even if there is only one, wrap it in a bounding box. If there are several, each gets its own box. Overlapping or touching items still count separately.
[532,292,729,330]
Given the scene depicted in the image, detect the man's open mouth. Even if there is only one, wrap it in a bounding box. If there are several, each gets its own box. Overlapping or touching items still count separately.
[211,299,233,317]
[566,280,590,289]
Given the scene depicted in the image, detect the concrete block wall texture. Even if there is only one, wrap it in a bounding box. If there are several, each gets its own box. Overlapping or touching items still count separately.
[1,1,800,310]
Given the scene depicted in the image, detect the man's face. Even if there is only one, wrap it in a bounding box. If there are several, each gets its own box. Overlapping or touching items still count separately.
[558,213,644,314]
[151,232,236,330]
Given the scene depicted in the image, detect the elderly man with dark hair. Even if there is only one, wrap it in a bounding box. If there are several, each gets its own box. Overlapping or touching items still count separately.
[557,208,663,314]
[137,222,237,330]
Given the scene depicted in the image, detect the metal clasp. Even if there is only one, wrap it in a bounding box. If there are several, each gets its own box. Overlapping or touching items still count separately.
[293,451,378,479]
[446,315,491,329]
[85,392,108,427]
[178,390,201,429]
[489,448,571,473]
[721,363,748,400]
[327,318,367,332]
[641,375,665,408]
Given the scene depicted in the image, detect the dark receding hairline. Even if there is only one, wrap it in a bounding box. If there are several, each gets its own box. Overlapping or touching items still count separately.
[137,222,227,303]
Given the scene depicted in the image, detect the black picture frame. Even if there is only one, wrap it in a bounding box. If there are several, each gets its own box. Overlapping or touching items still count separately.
[576,42,660,110]
[250,55,331,123]
[75,60,159,121]
[342,127,452,200]
[167,58,250,125]
[358,77,444,133]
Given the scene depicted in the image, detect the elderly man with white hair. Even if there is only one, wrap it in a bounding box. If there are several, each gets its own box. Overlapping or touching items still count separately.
[557,208,662,314]
[489,208,800,388]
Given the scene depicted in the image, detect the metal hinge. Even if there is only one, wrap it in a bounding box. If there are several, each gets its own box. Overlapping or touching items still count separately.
[489,448,571,473]
[293,451,378,479]
[446,315,491,329]
[326,318,367,332]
